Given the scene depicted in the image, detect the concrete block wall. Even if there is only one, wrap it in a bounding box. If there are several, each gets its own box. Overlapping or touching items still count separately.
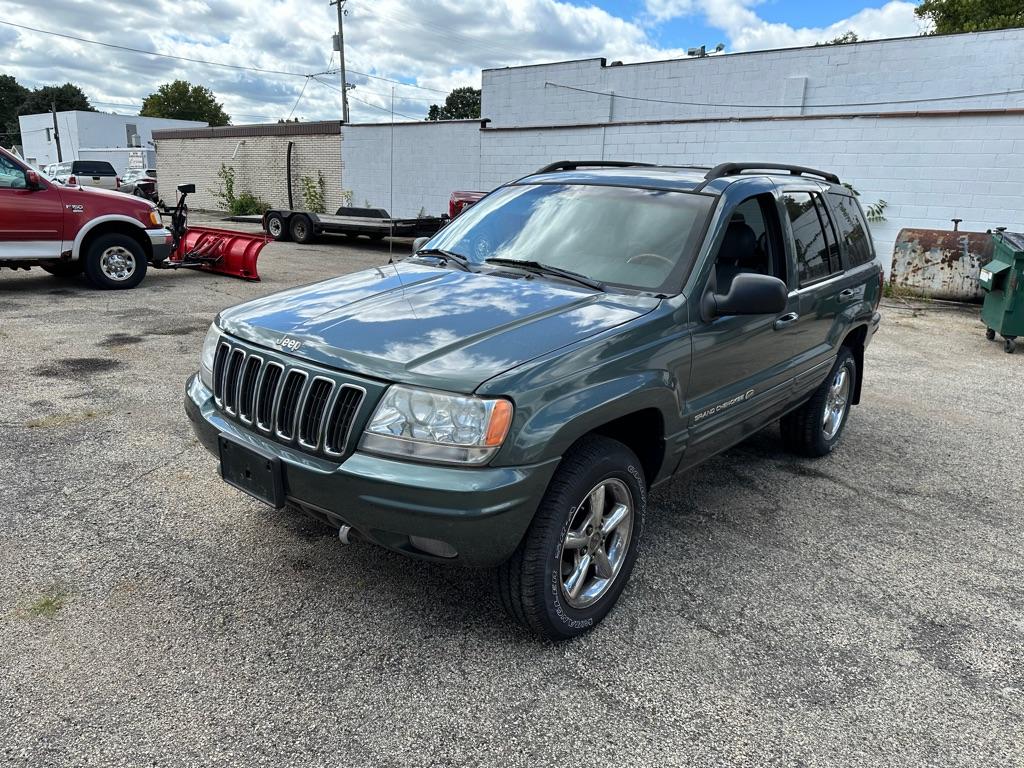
[478,112,1024,268]
[482,28,1024,128]
[340,121,483,218]
[154,129,343,212]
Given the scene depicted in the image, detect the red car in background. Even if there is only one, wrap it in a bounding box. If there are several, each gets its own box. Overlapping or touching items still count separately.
[449,190,487,219]
[0,146,171,289]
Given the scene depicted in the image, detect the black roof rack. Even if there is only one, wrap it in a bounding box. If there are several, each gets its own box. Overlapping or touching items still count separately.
[534,160,657,175]
[702,162,840,184]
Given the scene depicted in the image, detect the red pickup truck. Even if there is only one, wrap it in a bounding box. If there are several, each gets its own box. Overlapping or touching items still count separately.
[0,146,172,289]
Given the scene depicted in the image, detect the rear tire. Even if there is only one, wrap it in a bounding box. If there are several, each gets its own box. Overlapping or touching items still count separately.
[42,262,84,277]
[496,435,646,641]
[266,212,290,241]
[289,214,314,244]
[781,347,857,457]
[1006,338,1017,354]
[83,234,147,290]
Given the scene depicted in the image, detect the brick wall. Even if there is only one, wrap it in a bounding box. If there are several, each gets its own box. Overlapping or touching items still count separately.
[153,123,344,212]
[340,121,482,218]
[482,28,1024,128]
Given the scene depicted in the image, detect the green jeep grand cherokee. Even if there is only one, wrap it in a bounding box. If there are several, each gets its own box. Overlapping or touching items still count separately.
[185,160,882,640]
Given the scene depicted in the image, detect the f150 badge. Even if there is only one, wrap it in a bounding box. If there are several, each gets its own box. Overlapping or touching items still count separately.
[279,336,303,352]
[65,204,84,213]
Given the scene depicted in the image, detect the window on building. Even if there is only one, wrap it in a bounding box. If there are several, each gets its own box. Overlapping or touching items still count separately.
[783,191,842,286]
[125,123,138,146]
[827,192,875,267]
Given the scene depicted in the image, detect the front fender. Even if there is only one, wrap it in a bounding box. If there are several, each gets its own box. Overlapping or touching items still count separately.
[72,214,148,259]
[499,371,681,473]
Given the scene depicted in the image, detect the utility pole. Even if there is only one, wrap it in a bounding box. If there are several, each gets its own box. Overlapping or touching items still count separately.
[331,0,350,124]
[51,102,63,162]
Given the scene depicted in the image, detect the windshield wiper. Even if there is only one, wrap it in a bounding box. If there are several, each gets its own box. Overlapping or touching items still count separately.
[484,258,604,292]
[414,248,473,272]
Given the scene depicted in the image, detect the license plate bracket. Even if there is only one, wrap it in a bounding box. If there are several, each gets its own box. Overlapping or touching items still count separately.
[218,435,284,509]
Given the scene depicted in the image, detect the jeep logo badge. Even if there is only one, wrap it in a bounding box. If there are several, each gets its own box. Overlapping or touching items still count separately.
[279,336,303,352]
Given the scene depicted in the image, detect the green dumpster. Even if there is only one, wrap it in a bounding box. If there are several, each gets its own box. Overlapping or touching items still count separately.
[980,231,1024,354]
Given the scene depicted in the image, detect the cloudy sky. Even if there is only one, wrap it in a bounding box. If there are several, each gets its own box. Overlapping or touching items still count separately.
[0,0,929,124]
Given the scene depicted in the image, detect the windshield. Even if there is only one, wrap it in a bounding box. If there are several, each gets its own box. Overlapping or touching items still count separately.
[423,183,713,292]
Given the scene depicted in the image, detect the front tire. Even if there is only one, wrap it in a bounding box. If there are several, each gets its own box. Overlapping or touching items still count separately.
[497,435,646,641]
[781,347,856,457]
[83,234,147,290]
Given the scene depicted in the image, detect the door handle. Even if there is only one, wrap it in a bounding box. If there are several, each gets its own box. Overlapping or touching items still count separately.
[838,288,857,301]
[773,312,799,330]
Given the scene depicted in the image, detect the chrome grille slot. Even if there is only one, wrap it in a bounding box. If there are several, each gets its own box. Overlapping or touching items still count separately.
[255,363,283,431]
[275,370,307,440]
[298,377,334,448]
[222,348,246,413]
[237,356,262,422]
[212,342,230,403]
[325,386,364,456]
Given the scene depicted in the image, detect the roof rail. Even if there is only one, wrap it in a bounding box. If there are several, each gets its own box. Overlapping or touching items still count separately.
[703,162,840,185]
[534,160,657,175]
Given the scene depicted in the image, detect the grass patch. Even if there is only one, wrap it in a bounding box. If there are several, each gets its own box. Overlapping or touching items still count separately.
[27,592,66,618]
[25,410,100,429]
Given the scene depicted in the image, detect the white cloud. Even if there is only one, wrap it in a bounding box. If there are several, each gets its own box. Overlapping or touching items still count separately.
[0,0,685,124]
[644,0,926,51]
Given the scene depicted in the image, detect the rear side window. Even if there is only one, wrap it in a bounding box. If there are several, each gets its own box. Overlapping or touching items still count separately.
[782,191,842,286]
[827,192,875,267]
[72,161,116,176]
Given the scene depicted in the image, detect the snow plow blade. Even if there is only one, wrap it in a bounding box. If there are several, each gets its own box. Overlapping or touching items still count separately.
[171,226,268,281]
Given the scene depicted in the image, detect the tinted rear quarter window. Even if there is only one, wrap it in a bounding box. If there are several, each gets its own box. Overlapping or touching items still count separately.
[827,192,875,267]
[72,161,116,176]
[783,191,842,286]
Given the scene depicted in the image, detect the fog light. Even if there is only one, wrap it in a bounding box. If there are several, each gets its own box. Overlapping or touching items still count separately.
[409,535,457,559]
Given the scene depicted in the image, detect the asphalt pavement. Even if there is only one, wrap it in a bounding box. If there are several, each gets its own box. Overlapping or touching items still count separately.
[1,224,1022,767]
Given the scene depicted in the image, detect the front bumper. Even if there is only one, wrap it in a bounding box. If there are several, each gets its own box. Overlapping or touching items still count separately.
[146,227,173,262]
[184,374,558,566]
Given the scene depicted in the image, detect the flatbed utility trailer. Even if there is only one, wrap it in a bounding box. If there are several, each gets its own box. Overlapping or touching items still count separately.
[262,206,448,245]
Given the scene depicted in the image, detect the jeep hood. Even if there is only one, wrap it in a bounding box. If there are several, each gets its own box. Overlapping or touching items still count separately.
[218,262,660,391]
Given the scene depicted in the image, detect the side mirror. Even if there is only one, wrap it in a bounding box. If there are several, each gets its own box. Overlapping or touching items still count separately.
[177,183,196,194]
[703,273,788,319]
[412,236,429,254]
[25,170,42,190]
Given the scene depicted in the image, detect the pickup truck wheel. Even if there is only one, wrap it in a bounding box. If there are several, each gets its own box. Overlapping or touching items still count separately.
[496,435,646,641]
[42,262,84,277]
[83,234,147,290]
[781,347,856,457]
[266,213,290,241]
[289,214,314,244]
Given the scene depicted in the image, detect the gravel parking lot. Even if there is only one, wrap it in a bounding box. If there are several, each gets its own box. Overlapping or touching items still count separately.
[1,224,1022,767]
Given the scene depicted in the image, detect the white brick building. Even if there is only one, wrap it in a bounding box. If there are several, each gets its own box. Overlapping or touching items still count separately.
[341,28,1024,265]
[153,121,344,212]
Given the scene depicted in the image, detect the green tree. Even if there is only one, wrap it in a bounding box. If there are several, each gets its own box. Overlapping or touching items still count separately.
[915,0,1024,34]
[0,75,30,147]
[141,80,230,126]
[426,86,481,121]
[816,31,859,45]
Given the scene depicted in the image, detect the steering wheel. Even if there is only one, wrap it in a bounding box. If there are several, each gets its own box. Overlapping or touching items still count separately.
[627,253,674,268]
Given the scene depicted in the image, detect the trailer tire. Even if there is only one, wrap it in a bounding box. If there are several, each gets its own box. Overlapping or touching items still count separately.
[290,214,314,244]
[266,213,290,241]
[83,234,147,290]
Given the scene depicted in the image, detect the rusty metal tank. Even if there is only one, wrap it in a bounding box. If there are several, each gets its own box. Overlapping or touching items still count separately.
[890,226,994,302]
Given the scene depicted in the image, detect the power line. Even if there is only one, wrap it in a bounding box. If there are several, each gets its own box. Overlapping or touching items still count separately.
[545,80,1024,109]
[311,67,447,94]
[311,78,421,121]
[0,19,312,79]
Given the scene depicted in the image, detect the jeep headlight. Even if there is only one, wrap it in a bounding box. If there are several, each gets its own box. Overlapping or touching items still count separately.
[199,323,221,390]
[360,385,513,465]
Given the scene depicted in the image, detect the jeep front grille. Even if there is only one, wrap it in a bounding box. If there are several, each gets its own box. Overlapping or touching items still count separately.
[212,339,366,458]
